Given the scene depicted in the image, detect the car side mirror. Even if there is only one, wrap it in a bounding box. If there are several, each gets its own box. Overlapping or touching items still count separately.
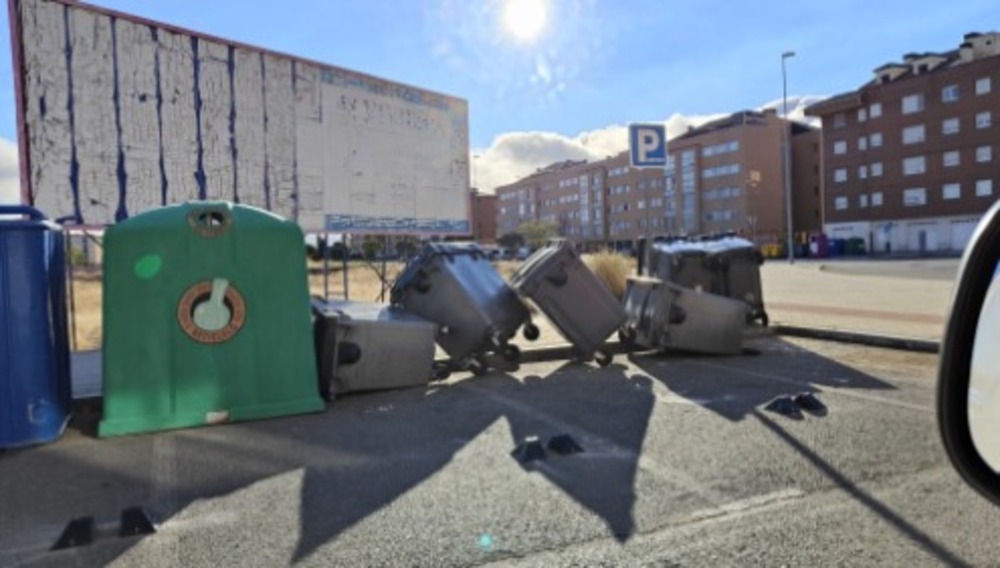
[938,200,1000,506]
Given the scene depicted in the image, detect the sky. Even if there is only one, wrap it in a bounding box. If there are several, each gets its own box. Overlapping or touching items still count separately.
[0,0,997,202]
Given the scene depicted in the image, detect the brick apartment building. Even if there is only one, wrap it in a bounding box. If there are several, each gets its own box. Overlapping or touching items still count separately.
[664,110,821,244]
[495,111,821,250]
[469,189,498,243]
[805,31,1000,254]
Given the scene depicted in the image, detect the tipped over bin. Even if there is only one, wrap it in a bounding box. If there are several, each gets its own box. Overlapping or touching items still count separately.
[99,202,323,437]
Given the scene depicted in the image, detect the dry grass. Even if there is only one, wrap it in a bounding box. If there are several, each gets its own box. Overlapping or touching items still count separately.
[69,271,102,351]
[583,251,634,300]
[67,255,634,351]
[69,262,403,351]
[307,261,406,302]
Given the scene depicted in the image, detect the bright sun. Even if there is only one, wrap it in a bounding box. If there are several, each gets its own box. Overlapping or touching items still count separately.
[502,0,548,44]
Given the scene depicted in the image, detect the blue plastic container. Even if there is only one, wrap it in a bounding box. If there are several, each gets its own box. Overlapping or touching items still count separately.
[0,205,71,449]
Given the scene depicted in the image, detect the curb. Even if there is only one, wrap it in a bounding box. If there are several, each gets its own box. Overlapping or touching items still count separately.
[772,324,939,353]
[433,341,633,367]
[516,341,633,364]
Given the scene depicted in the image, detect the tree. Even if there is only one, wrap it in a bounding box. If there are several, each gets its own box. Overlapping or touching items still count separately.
[361,235,382,260]
[517,220,559,248]
[498,232,525,250]
[395,237,420,258]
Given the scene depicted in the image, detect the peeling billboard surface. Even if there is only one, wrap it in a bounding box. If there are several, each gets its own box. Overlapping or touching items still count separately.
[11,0,471,233]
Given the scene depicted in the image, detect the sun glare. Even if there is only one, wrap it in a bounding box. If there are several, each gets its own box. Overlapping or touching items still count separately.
[502,0,548,44]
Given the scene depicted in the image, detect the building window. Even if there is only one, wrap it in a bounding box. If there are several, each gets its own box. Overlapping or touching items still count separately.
[702,140,740,157]
[944,150,961,167]
[870,132,883,147]
[834,196,848,210]
[903,187,927,206]
[870,102,883,118]
[902,124,926,144]
[858,165,868,179]
[702,163,740,179]
[977,77,992,95]
[872,191,884,206]
[834,168,848,183]
[857,108,868,122]
[859,194,869,208]
[942,84,960,103]
[977,112,992,129]
[871,162,883,177]
[903,156,926,176]
[902,93,925,114]
[833,140,847,155]
[833,112,846,128]
[978,146,993,163]
[858,137,868,151]
[943,183,961,200]
[942,117,960,135]
[977,179,994,197]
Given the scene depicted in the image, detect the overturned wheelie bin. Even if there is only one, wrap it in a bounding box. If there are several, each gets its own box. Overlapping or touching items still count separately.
[312,298,444,400]
[509,240,625,366]
[391,243,537,375]
[619,276,747,355]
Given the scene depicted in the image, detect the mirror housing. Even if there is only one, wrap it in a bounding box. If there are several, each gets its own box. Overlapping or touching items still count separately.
[938,200,1000,506]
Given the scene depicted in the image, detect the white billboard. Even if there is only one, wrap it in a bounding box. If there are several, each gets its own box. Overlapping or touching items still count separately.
[10,0,471,233]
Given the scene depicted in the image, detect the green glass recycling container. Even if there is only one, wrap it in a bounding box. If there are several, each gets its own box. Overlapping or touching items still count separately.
[99,202,323,436]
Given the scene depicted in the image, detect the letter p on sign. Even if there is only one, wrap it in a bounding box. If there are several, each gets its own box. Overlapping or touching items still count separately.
[629,124,667,168]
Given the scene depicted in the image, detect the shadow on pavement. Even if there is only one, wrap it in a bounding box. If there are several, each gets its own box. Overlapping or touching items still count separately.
[627,337,896,421]
[2,361,656,565]
[752,409,970,567]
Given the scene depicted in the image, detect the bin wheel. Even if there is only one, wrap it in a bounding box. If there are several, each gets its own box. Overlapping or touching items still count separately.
[469,357,489,376]
[522,322,540,341]
[618,328,637,349]
[758,311,769,327]
[432,362,452,381]
[502,344,521,362]
[594,350,613,367]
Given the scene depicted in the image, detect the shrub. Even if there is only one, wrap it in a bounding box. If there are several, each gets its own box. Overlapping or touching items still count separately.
[584,250,631,299]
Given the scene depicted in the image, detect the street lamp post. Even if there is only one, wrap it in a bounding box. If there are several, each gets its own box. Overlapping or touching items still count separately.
[781,50,796,264]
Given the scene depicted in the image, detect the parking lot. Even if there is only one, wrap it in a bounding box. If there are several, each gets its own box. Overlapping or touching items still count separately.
[3,334,999,567]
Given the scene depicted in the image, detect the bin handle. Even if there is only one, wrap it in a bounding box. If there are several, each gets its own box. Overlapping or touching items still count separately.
[0,205,46,221]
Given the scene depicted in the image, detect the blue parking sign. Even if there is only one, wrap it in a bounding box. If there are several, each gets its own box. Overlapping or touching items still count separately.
[629,123,666,168]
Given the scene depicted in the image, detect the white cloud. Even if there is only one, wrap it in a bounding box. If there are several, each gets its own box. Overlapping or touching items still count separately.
[758,94,827,126]
[473,95,827,193]
[0,138,20,205]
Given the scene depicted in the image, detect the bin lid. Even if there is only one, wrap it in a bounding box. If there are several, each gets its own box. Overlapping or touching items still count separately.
[0,205,60,232]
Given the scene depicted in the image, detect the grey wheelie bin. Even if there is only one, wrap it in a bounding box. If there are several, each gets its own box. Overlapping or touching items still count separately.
[312,298,443,400]
[509,241,625,366]
[619,276,746,355]
[646,238,713,289]
[702,236,767,326]
[646,235,767,326]
[391,243,537,375]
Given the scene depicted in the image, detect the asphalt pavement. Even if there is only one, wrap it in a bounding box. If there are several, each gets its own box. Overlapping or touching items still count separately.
[3,336,998,567]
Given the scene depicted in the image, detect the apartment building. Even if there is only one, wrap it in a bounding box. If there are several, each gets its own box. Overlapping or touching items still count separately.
[805,32,1000,254]
[664,110,821,243]
[602,152,668,245]
[495,111,820,249]
[496,159,608,243]
[469,189,498,243]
